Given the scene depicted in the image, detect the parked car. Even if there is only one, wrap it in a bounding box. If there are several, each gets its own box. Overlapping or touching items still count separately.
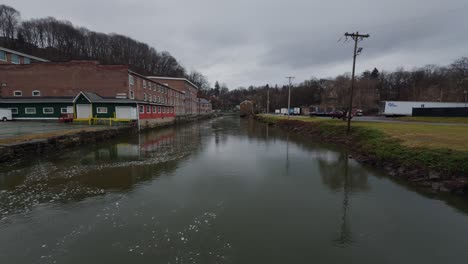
[354,109,363,116]
[0,108,12,121]
[330,111,353,120]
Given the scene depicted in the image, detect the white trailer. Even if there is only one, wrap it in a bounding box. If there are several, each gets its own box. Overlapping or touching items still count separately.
[380,101,466,116]
[293,107,301,115]
[280,108,288,115]
[275,109,281,114]
[0,108,12,121]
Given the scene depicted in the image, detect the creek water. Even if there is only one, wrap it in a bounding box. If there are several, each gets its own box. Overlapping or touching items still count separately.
[1,116,468,264]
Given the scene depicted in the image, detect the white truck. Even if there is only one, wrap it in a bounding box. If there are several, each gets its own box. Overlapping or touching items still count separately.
[293,107,301,115]
[0,108,12,121]
[380,101,466,116]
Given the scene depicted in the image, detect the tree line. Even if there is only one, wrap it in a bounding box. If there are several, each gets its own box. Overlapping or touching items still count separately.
[0,4,208,82]
[199,57,468,112]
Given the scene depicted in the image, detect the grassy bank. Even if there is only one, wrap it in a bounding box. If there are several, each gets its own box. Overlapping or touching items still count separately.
[261,114,468,151]
[396,116,468,124]
[257,114,468,193]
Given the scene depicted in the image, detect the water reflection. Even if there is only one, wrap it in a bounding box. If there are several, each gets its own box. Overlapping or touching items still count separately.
[2,117,468,264]
[0,126,204,220]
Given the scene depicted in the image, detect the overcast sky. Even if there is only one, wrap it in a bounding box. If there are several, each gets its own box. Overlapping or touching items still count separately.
[5,0,468,88]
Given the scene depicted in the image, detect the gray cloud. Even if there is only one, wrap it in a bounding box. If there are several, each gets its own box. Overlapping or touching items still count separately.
[4,0,468,88]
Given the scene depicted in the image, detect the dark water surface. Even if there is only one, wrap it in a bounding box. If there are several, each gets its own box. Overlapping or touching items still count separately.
[1,117,468,264]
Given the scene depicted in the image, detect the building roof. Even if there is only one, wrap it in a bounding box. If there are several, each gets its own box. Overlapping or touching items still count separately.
[147,76,199,90]
[0,46,49,62]
[198,98,210,104]
[0,97,73,103]
[128,70,183,94]
[74,91,140,104]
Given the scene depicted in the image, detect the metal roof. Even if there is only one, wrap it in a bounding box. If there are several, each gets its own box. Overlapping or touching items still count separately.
[0,92,175,106]
[0,47,49,62]
[147,76,199,90]
[0,97,73,103]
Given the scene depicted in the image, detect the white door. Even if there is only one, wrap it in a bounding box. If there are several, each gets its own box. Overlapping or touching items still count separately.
[76,104,92,118]
[66,106,74,114]
[115,106,133,119]
[130,107,137,119]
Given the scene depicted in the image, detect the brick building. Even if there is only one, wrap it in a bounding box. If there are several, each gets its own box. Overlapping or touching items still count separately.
[0,61,183,128]
[147,77,198,115]
[0,46,48,64]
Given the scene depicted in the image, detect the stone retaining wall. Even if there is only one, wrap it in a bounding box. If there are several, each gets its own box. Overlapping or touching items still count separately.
[0,127,133,163]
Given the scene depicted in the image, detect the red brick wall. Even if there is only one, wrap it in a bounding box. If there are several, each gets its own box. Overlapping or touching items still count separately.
[138,104,175,119]
[148,78,198,115]
[0,61,129,98]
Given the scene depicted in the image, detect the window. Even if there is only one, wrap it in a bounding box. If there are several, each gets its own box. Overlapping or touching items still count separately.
[148,95,152,102]
[13,90,22,97]
[61,107,68,114]
[157,96,160,103]
[11,54,20,64]
[25,107,36,114]
[152,106,156,113]
[9,108,18,114]
[32,90,41,96]
[158,106,161,113]
[153,83,156,91]
[129,90,134,99]
[0,51,6,61]
[163,107,166,113]
[139,105,144,113]
[129,75,134,85]
[24,57,31,64]
[143,93,147,101]
[143,80,146,89]
[146,105,150,113]
[96,107,108,114]
[153,95,156,102]
[43,107,54,114]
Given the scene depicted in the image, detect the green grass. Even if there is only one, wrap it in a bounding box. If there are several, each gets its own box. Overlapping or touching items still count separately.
[354,122,468,151]
[396,116,468,124]
[259,114,468,151]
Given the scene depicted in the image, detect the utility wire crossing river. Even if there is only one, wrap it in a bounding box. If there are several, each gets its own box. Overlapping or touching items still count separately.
[1,116,468,264]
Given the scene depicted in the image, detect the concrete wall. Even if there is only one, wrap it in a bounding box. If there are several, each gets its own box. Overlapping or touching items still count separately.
[139,117,175,130]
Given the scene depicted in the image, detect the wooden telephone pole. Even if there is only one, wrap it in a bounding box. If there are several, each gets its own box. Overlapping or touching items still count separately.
[286,77,295,119]
[344,31,369,135]
[266,84,270,114]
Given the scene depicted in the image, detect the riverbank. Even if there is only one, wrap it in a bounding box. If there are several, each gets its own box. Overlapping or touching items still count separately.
[0,114,217,164]
[0,126,135,164]
[255,115,468,195]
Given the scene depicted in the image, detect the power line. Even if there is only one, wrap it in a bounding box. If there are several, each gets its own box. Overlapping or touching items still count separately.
[344,32,370,135]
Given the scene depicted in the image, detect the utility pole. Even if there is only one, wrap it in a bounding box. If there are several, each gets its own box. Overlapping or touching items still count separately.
[344,31,369,135]
[266,84,270,114]
[464,90,467,108]
[286,77,295,119]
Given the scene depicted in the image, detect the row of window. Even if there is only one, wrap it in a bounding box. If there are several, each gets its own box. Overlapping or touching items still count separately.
[13,90,41,97]
[129,75,183,98]
[143,93,171,104]
[138,105,174,114]
[0,51,31,64]
[9,107,66,115]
